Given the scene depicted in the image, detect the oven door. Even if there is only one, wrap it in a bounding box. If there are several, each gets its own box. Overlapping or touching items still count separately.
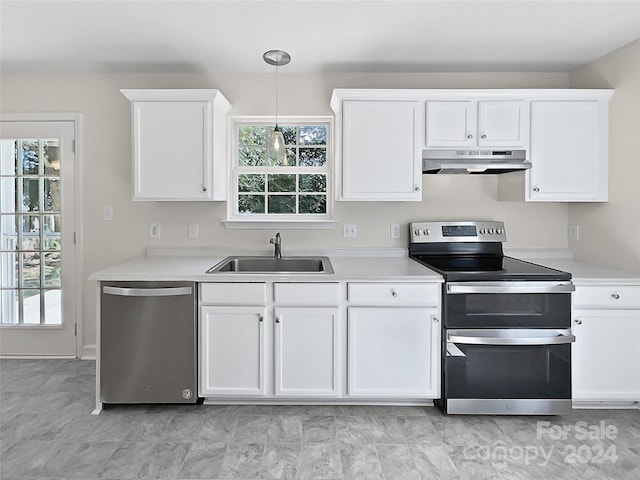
[445,281,574,328]
[444,328,574,414]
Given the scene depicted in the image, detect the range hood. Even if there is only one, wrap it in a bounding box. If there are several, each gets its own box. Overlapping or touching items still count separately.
[422,149,530,174]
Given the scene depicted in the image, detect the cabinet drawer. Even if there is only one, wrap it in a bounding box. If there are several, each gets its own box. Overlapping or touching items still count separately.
[201,283,266,305]
[573,285,640,309]
[274,283,340,306]
[348,283,439,306]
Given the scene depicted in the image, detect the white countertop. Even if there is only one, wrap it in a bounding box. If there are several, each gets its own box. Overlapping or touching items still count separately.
[88,248,444,283]
[89,247,640,285]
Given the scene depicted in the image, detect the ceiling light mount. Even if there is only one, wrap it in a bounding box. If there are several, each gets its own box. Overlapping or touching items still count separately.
[263,50,291,67]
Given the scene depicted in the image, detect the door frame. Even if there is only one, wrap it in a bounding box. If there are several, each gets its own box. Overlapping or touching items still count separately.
[0,113,83,357]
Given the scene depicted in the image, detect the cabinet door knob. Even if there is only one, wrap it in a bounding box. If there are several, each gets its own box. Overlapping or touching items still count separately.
[574,319,583,325]
[481,134,487,139]
[391,290,398,297]
[414,186,420,192]
[612,293,620,299]
[259,316,263,322]
[202,186,207,192]
[433,317,439,323]
[275,318,280,324]
[467,134,473,139]
[533,187,540,192]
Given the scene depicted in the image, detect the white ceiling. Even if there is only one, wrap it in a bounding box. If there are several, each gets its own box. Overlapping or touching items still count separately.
[1,0,639,74]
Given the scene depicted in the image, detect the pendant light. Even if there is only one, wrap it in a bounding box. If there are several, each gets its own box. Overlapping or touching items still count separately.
[263,49,291,164]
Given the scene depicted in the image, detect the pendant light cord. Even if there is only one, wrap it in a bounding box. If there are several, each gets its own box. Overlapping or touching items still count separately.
[275,63,279,127]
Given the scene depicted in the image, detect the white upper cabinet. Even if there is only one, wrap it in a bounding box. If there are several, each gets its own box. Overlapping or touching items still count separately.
[527,98,609,202]
[425,99,526,148]
[121,89,231,201]
[331,91,423,201]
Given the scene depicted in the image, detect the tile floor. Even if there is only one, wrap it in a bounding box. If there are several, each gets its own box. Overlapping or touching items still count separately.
[1,358,639,479]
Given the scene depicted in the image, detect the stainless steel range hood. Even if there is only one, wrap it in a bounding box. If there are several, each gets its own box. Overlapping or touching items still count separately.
[422,149,530,174]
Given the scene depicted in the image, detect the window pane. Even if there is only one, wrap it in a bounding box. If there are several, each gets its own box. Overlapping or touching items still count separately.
[22,289,41,324]
[0,288,19,324]
[22,252,40,288]
[21,214,40,235]
[44,289,61,325]
[0,214,18,244]
[238,195,265,214]
[268,174,296,192]
[43,238,61,251]
[268,195,296,214]
[44,252,61,287]
[42,215,62,238]
[0,252,18,288]
[43,139,61,175]
[21,233,40,251]
[0,178,17,212]
[281,126,297,145]
[238,126,266,146]
[299,174,327,193]
[238,174,265,193]
[20,140,39,175]
[238,146,266,166]
[300,126,327,145]
[299,147,326,167]
[44,178,61,212]
[21,178,39,212]
[299,195,327,214]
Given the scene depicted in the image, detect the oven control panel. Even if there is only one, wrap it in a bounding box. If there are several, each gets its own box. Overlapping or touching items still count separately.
[410,221,507,243]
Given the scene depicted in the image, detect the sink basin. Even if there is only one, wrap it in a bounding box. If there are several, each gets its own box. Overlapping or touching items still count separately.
[206,256,334,274]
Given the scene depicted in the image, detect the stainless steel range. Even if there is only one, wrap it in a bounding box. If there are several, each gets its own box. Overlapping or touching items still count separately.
[409,221,575,415]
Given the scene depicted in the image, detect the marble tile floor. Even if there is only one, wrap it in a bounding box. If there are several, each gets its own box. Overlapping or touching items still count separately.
[1,359,639,480]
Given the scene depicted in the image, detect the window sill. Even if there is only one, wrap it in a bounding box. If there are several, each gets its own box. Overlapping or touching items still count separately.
[223,219,339,230]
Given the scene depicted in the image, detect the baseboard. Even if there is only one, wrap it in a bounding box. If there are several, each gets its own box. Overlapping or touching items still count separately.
[81,344,96,360]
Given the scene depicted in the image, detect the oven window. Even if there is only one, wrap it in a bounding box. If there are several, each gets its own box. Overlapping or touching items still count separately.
[445,343,571,399]
[445,293,571,328]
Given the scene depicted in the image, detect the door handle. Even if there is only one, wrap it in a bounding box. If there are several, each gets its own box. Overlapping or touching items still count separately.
[103,286,193,297]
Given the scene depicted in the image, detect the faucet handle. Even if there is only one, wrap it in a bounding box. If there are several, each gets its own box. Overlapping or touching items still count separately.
[270,232,281,244]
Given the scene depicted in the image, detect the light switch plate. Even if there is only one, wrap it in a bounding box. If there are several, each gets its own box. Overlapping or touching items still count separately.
[188,224,198,239]
[343,224,357,238]
[103,206,113,221]
[568,224,580,241]
[390,224,400,239]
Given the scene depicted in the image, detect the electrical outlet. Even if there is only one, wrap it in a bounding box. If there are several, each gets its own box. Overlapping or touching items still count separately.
[568,224,580,241]
[343,224,357,238]
[103,206,113,221]
[149,223,161,239]
[390,224,400,239]
[188,224,199,239]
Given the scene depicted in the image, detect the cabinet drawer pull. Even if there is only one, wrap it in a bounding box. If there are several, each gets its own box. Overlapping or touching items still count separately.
[467,134,473,139]
[574,319,583,325]
[259,316,263,322]
[391,290,398,297]
[481,134,487,139]
[275,318,280,324]
[612,293,620,299]
[533,187,540,192]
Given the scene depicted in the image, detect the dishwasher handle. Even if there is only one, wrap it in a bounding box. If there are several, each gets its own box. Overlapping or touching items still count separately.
[103,286,193,297]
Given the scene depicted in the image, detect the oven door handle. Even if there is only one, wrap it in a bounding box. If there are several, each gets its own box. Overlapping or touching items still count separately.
[446,281,575,294]
[447,329,576,346]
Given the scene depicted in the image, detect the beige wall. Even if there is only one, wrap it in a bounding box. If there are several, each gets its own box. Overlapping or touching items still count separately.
[1,71,571,354]
[569,39,640,271]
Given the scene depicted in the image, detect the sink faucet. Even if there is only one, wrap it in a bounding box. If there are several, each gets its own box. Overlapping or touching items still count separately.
[270,232,282,259]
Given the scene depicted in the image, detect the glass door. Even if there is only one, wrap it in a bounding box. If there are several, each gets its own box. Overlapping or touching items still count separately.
[0,120,77,355]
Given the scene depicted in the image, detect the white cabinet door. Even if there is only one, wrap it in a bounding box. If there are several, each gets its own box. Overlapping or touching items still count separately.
[274,307,340,397]
[528,100,607,201]
[348,307,440,397]
[341,100,421,201]
[200,306,265,396]
[426,100,525,148]
[572,310,640,402]
[425,100,475,148]
[122,89,231,201]
[477,100,526,147]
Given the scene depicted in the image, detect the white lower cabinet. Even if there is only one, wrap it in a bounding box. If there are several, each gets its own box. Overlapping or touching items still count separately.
[348,307,440,397]
[200,306,265,396]
[572,284,640,404]
[274,307,340,397]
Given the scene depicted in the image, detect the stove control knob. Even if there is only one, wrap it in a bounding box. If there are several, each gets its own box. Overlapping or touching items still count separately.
[496,228,504,235]
[479,228,486,235]
[488,228,495,234]
[423,229,431,236]
[414,229,421,236]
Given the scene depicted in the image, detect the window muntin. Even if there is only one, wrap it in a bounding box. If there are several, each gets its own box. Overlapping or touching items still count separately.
[232,119,331,220]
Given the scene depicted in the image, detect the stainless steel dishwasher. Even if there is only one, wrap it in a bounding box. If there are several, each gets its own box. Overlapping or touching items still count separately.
[100,281,198,404]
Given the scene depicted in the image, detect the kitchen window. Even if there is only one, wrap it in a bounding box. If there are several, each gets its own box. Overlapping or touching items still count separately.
[227,118,333,226]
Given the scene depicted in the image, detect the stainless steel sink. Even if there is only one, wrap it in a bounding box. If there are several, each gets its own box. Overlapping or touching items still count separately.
[206,256,334,274]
